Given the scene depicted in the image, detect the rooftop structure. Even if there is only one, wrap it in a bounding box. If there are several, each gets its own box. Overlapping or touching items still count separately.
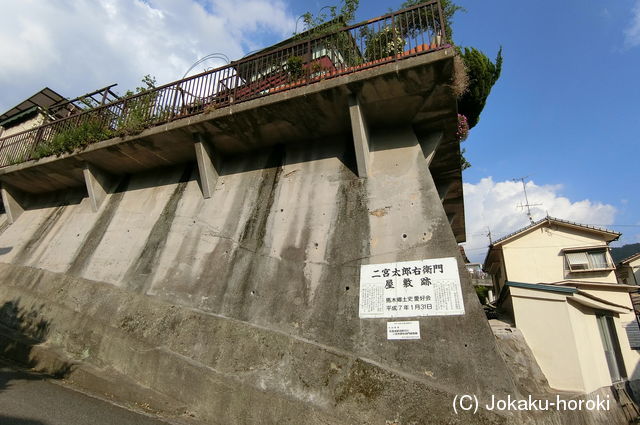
[0,1,466,241]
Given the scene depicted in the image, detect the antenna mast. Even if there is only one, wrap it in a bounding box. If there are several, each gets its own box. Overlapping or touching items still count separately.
[513,176,542,224]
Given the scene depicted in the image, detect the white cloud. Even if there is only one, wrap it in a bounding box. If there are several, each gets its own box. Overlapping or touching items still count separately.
[625,0,640,48]
[0,0,295,112]
[462,177,617,263]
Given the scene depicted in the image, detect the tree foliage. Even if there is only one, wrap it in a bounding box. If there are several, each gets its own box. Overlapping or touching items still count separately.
[457,47,502,129]
[300,0,359,35]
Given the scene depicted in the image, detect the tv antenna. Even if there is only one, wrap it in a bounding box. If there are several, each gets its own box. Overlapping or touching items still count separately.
[513,176,542,224]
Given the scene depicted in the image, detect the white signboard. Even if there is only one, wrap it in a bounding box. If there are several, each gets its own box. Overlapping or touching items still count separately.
[359,257,465,318]
[387,321,421,340]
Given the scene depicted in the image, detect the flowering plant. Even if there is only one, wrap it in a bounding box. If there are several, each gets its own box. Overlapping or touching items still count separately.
[456,114,469,141]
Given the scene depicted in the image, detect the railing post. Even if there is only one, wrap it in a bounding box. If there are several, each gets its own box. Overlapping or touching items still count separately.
[170,86,180,119]
[436,0,446,45]
[391,11,398,61]
[120,99,128,130]
[29,127,44,160]
[306,38,312,85]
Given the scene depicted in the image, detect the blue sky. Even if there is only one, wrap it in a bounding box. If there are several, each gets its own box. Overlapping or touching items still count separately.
[1,0,638,262]
[447,0,640,258]
[315,0,639,260]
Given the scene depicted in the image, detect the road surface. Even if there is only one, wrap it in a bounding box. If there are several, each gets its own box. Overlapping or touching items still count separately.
[0,361,174,425]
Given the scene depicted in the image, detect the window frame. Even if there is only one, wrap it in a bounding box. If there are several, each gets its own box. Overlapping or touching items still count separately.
[564,247,614,273]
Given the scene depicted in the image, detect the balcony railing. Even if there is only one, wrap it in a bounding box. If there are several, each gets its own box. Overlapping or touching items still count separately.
[0,1,446,168]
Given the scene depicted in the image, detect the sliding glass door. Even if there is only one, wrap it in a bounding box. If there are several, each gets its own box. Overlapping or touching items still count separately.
[597,314,627,383]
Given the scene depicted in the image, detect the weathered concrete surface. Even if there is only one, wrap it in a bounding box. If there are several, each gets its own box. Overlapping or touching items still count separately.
[83,163,114,212]
[1,183,24,224]
[0,130,517,424]
[0,128,633,424]
[193,135,220,199]
[348,95,371,178]
[0,265,511,425]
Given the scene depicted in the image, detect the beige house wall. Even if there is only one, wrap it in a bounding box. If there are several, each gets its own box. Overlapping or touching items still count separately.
[619,257,640,285]
[579,286,640,381]
[502,226,617,284]
[566,301,615,393]
[0,114,45,138]
[510,287,586,392]
[631,257,640,285]
[511,285,640,393]
[488,250,509,296]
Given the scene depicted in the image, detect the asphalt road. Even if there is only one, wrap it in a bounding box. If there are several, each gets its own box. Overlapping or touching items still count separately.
[0,362,173,425]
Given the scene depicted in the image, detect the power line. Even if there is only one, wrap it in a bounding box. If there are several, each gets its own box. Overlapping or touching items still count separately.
[586,224,640,227]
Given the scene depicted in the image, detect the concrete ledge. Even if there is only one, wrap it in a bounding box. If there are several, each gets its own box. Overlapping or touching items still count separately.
[0,183,24,224]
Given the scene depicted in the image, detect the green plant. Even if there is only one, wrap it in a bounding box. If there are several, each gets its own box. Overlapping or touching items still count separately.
[363,26,406,61]
[460,147,471,170]
[299,0,359,36]
[286,56,305,81]
[475,285,489,304]
[310,61,325,74]
[34,118,113,158]
[457,47,502,129]
[113,74,159,136]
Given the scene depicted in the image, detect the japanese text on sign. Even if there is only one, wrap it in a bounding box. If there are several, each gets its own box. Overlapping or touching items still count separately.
[359,257,465,318]
[387,321,421,340]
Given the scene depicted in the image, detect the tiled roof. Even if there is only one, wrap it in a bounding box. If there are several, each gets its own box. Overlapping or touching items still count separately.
[490,216,620,247]
[619,252,640,265]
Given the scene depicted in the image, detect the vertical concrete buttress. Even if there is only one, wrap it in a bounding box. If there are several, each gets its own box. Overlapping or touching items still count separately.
[0,182,24,224]
[418,131,443,165]
[194,133,221,199]
[83,163,114,212]
[348,94,371,178]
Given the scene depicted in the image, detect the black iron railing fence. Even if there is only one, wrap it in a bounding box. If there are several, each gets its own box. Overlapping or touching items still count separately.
[0,1,445,167]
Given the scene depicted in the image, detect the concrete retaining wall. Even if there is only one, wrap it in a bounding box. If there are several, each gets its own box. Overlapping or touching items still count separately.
[0,128,632,424]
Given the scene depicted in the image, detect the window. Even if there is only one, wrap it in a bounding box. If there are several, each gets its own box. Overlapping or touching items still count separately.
[565,249,612,272]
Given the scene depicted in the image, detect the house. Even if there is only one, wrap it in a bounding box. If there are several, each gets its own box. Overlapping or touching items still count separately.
[0,86,118,164]
[0,88,67,139]
[617,252,640,324]
[484,216,640,395]
[618,253,640,286]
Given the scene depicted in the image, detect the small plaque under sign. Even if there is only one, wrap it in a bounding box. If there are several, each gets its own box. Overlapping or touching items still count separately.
[387,321,421,340]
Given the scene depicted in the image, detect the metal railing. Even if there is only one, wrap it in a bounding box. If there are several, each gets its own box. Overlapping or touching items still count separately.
[0,1,445,168]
